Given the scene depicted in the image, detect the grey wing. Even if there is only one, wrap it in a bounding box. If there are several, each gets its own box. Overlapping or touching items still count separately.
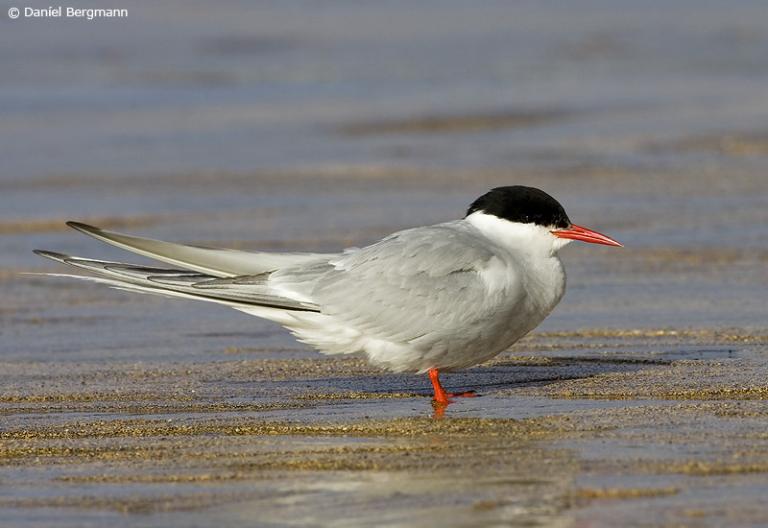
[275,222,507,345]
[34,250,322,312]
[65,222,333,277]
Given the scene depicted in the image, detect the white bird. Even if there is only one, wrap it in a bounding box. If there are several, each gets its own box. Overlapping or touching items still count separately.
[35,186,621,405]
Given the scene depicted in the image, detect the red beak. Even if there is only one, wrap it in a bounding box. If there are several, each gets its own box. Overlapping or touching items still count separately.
[551,224,623,247]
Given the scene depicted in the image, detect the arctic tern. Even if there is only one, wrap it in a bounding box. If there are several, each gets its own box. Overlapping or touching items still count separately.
[35,186,621,405]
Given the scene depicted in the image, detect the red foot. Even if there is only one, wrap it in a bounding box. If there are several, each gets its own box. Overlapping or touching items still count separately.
[447,390,478,398]
[428,368,478,406]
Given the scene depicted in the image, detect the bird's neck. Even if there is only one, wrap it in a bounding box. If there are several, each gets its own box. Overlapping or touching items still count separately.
[464,212,562,259]
[465,212,567,311]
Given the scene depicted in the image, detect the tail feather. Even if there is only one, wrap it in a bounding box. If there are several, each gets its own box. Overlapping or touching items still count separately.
[33,250,320,313]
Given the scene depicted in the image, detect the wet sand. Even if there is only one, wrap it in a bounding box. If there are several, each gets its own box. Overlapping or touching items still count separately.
[3,1,768,526]
[1,328,767,527]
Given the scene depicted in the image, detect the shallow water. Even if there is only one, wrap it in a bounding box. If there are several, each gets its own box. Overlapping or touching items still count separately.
[2,1,768,527]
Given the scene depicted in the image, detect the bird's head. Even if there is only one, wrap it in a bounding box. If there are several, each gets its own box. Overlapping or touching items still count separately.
[464,186,622,256]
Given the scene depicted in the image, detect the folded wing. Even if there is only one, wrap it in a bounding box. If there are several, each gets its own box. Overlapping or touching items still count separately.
[66,222,332,277]
[273,222,519,346]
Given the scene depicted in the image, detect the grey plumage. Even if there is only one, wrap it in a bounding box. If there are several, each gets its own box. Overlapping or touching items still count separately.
[34,215,565,373]
[65,221,330,277]
[33,248,321,312]
[277,223,517,348]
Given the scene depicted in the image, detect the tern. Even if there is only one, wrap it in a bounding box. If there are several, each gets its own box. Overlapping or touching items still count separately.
[34,186,621,405]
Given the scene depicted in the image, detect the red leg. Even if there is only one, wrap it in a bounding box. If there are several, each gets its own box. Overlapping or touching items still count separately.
[428,368,478,404]
[428,368,450,405]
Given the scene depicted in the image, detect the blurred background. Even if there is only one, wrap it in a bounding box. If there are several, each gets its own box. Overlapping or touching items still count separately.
[2,0,767,354]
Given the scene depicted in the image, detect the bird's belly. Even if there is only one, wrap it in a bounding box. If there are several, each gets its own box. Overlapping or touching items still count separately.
[423,264,564,372]
[287,300,551,374]
[427,300,552,372]
[286,262,564,373]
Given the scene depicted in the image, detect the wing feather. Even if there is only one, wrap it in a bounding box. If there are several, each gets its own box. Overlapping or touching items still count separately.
[66,222,333,277]
[33,250,320,312]
[273,222,518,347]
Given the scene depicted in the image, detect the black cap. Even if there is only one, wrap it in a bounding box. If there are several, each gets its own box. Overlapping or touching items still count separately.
[466,186,570,228]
